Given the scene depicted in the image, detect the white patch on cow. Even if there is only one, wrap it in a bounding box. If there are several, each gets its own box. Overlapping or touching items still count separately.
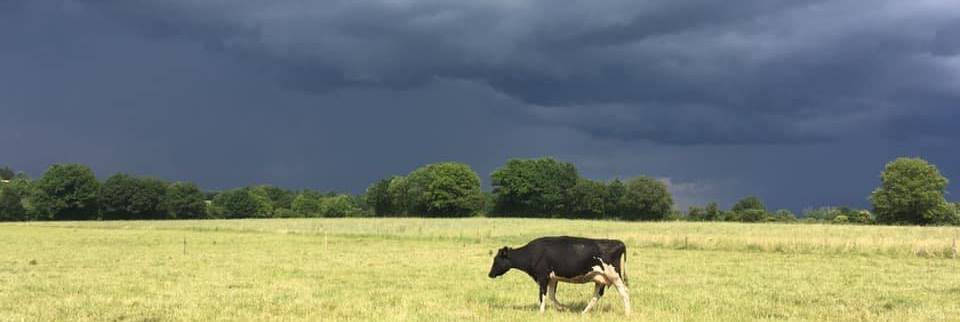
[581,283,604,314]
[538,293,546,312]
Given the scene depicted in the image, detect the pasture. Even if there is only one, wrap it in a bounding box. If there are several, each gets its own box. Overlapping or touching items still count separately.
[1,218,959,321]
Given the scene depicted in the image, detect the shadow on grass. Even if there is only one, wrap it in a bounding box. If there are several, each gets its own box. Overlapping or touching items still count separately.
[489,300,619,314]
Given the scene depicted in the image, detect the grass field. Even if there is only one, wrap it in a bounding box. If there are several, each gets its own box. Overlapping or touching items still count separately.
[1,218,959,321]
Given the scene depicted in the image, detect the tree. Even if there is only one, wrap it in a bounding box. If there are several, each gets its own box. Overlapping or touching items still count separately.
[252,185,295,212]
[772,209,797,222]
[0,178,31,221]
[491,158,579,217]
[567,179,607,219]
[365,178,394,216]
[0,166,14,181]
[211,188,260,219]
[618,176,674,221]
[406,162,483,217]
[321,194,362,217]
[870,157,950,225]
[731,196,766,213]
[31,164,100,220]
[291,191,324,217]
[386,176,412,216]
[165,182,207,219]
[687,206,707,221]
[100,174,169,220]
[704,202,721,221]
[604,179,626,218]
[247,186,275,217]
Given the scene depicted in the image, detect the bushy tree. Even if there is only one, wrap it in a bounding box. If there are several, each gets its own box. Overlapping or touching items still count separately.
[772,209,797,222]
[566,179,607,219]
[31,164,100,220]
[321,194,362,217]
[0,178,31,221]
[870,157,950,225]
[846,209,875,224]
[100,174,169,220]
[386,176,412,216]
[731,196,766,213]
[604,179,626,218]
[738,209,768,222]
[291,191,324,217]
[165,182,207,219]
[247,186,275,218]
[803,207,839,222]
[686,206,705,221]
[210,188,260,219]
[618,176,673,221]
[729,196,768,222]
[252,185,295,212]
[704,202,721,221]
[365,178,394,216]
[0,166,14,181]
[406,162,483,217]
[491,158,578,217]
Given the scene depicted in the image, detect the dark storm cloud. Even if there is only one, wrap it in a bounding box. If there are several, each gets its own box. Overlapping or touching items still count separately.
[71,0,960,145]
[3,0,960,212]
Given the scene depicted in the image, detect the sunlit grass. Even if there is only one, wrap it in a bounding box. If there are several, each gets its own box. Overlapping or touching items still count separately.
[1,218,958,321]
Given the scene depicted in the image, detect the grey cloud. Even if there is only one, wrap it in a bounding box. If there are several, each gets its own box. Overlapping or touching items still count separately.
[66,0,960,145]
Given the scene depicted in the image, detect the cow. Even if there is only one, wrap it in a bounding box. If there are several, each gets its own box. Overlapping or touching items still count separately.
[488,236,631,314]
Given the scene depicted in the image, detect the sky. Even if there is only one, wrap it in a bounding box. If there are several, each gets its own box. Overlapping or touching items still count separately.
[3,0,960,212]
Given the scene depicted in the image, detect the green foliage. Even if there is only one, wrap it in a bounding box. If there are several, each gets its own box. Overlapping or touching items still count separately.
[247,186,275,218]
[687,206,707,221]
[320,194,362,217]
[846,209,875,224]
[803,207,839,222]
[31,164,101,220]
[365,178,394,216]
[406,162,483,217]
[833,215,849,224]
[252,185,295,212]
[0,166,14,180]
[603,179,626,218]
[772,209,797,222]
[100,174,169,220]
[705,202,722,221]
[386,176,412,216]
[566,178,607,219]
[490,158,578,217]
[731,196,766,213]
[165,182,207,219]
[291,191,324,217]
[210,189,260,219]
[738,209,768,223]
[618,176,674,221]
[870,157,950,225]
[0,178,31,221]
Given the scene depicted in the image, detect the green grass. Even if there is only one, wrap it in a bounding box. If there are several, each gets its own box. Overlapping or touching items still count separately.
[1,218,959,321]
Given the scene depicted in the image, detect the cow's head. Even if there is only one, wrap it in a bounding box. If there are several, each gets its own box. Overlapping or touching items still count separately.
[488,247,512,278]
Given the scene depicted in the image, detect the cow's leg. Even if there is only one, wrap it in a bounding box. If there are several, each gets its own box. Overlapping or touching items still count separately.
[546,279,567,311]
[537,278,548,313]
[612,278,631,315]
[581,283,604,314]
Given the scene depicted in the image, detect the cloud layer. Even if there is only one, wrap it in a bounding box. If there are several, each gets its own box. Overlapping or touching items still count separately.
[74,0,960,145]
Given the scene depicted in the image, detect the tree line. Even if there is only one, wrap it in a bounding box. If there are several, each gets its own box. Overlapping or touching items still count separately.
[0,156,957,225]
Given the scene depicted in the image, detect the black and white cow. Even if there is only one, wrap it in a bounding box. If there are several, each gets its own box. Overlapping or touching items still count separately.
[488,236,630,314]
